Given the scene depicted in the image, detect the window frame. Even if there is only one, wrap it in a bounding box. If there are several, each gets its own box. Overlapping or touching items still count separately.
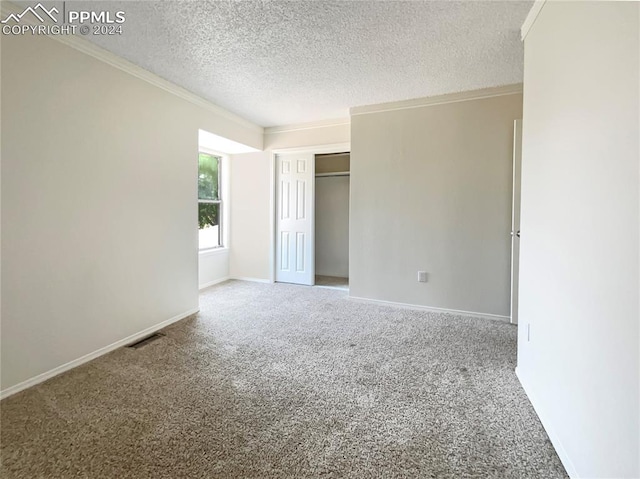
[198,149,224,251]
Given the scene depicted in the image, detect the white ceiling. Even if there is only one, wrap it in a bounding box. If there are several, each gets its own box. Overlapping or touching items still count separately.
[76,0,532,127]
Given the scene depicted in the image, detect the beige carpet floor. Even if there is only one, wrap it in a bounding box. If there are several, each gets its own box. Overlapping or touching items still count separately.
[1,280,567,478]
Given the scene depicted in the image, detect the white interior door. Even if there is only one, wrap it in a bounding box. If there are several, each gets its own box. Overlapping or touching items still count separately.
[510,119,523,324]
[275,153,315,285]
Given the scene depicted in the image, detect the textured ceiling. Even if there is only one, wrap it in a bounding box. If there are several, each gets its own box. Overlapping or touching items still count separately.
[73,1,532,127]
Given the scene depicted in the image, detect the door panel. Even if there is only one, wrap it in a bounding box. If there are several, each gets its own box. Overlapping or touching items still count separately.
[296,181,306,219]
[276,153,314,285]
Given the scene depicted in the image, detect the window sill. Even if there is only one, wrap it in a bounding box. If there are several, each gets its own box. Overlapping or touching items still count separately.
[199,247,229,258]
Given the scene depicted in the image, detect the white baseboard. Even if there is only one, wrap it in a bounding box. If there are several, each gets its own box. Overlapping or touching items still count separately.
[515,367,577,478]
[0,307,200,401]
[198,276,230,290]
[348,296,510,322]
[231,277,273,284]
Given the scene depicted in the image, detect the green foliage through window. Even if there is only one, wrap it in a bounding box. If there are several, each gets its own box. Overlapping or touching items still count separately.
[199,203,219,229]
[198,153,221,240]
[198,153,219,201]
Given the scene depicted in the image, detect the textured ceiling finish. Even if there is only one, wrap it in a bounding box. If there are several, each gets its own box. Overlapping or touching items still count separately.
[74,0,532,126]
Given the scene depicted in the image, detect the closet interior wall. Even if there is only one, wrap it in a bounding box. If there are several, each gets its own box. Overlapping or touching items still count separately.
[315,153,350,280]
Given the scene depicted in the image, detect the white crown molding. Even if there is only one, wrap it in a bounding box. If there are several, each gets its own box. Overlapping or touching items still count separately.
[0,307,200,400]
[270,142,351,155]
[521,0,547,41]
[265,117,351,135]
[0,1,263,135]
[350,84,523,116]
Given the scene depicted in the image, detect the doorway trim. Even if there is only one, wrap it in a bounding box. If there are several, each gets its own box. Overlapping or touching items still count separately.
[269,142,351,283]
[510,120,522,324]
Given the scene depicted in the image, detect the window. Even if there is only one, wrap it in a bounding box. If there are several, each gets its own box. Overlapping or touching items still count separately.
[198,152,222,249]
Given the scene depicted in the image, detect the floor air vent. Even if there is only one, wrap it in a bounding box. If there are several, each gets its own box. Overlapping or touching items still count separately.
[127,332,165,349]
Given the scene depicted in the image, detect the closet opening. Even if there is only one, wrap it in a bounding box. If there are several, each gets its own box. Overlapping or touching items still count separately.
[314,152,350,291]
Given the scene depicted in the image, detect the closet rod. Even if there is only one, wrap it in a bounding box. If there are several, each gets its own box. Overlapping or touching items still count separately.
[315,172,350,178]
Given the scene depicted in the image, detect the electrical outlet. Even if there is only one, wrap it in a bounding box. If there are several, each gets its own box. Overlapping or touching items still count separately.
[418,271,428,282]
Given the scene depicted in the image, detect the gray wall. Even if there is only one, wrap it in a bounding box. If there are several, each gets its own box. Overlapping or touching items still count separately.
[315,154,350,174]
[349,93,522,316]
[315,176,350,278]
[1,34,262,393]
[229,152,273,281]
[517,2,639,477]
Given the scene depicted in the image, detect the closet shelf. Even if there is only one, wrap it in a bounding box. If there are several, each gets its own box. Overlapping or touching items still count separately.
[315,171,350,178]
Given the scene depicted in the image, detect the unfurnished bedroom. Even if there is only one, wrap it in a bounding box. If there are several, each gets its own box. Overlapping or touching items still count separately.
[1,1,638,478]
